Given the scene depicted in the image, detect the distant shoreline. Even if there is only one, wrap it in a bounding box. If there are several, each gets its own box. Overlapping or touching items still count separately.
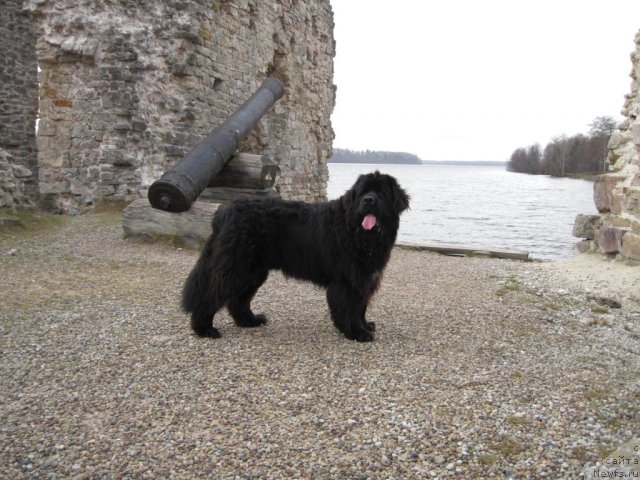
[328,148,506,166]
[328,160,506,167]
[422,160,505,166]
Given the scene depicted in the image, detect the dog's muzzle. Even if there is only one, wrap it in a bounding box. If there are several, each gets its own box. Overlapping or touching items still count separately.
[360,193,379,231]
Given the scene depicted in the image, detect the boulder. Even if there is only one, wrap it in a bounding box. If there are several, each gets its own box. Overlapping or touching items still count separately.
[598,226,628,254]
[621,231,640,261]
[593,175,623,213]
[572,214,601,239]
[574,240,593,253]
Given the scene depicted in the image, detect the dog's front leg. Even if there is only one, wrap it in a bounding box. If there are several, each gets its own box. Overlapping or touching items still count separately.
[326,281,374,342]
[361,305,376,332]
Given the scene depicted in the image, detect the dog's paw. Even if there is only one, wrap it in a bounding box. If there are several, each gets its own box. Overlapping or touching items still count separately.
[365,321,376,332]
[194,327,222,339]
[348,329,374,342]
[356,330,374,342]
[236,314,268,328]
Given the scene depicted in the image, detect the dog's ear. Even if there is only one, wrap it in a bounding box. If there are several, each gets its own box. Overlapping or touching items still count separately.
[391,182,410,214]
[341,175,365,209]
[340,187,356,210]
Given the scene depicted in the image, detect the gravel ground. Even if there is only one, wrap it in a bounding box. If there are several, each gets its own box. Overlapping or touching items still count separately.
[1,211,639,479]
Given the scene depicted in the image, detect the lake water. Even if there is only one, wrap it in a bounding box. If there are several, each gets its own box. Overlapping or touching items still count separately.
[327,163,598,261]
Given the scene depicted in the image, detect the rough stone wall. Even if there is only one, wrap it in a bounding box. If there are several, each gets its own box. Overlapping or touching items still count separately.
[0,0,38,196]
[24,0,334,210]
[573,30,640,262]
[0,148,35,208]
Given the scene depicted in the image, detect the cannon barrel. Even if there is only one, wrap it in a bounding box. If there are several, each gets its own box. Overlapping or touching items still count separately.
[148,77,284,212]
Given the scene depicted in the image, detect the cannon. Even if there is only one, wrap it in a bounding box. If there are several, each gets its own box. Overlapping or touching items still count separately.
[148,77,284,213]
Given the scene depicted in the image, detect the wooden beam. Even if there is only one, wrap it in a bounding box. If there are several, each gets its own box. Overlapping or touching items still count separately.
[396,242,530,261]
[198,186,279,205]
[122,198,218,249]
[208,153,277,189]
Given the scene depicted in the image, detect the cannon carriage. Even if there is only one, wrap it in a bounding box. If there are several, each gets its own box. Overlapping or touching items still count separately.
[123,78,285,247]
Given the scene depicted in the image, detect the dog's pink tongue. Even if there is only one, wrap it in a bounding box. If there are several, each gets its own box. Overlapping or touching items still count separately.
[361,214,377,231]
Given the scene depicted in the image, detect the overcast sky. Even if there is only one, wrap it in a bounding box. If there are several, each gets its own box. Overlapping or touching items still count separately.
[330,1,640,161]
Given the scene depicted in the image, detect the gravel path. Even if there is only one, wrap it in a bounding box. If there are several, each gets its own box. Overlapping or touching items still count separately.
[1,211,639,479]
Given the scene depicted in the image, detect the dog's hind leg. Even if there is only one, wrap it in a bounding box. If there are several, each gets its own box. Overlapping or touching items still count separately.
[327,281,374,342]
[182,243,224,338]
[227,270,269,328]
[190,302,223,338]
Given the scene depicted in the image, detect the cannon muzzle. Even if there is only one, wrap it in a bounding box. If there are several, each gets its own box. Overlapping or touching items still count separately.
[148,77,284,212]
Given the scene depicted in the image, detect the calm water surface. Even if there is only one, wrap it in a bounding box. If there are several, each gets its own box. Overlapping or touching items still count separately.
[327,163,597,260]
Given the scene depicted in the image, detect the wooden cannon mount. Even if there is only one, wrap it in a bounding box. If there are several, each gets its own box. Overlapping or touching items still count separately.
[123,78,284,248]
[123,152,278,248]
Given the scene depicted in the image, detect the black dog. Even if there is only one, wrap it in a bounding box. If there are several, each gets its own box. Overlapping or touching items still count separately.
[182,171,409,342]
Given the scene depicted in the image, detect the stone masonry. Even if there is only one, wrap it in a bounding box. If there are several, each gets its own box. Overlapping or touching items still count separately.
[573,29,640,262]
[3,0,335,211]
[0,0,38,200]
[0,148,35,208]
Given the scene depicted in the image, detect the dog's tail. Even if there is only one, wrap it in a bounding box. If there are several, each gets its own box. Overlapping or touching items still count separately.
[181,207,227,313]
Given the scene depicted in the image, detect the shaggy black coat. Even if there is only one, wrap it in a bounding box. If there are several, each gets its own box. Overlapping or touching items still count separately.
[182,171,410,342]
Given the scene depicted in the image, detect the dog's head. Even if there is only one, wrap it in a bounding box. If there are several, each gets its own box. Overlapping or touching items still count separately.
[341,171,410,234]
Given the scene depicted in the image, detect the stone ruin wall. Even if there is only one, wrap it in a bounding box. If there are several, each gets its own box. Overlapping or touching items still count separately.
[2,0,335,211]
[574,29,640,262]
[0,1,38,207]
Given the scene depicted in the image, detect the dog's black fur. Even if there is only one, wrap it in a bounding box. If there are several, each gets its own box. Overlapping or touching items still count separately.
[182,171,409,342]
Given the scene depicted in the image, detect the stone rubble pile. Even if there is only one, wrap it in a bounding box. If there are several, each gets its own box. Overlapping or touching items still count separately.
[574,30,640,263]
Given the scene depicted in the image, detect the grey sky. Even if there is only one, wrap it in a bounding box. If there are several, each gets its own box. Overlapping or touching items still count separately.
[330,0,640,161]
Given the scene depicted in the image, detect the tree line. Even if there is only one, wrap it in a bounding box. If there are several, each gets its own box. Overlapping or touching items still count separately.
[507,116,617,176]
[329,148,422,165]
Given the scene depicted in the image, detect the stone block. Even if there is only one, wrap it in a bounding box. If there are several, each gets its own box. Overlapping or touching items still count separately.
[607,131,627,150]
[131,119,147,132]
[12,165,32,178]
[87,166,100,181]
[53,99,73,108]
[608,214,640,231]
[69,179,89,195]
[102,92,133,109]
[632,122,640,146]
[37,121,57,136]
[39,180,70,194]
[610,191,624,215]
[162,144,186,156]
[624,187,640,216]
[572,214,601,239]
[593,175,624,213]
[114,122,132,131]
[575,240,593,253]
[621,232,640,261]
[598,226,628,254]
[96,185,116,196]
[99,171,114,182]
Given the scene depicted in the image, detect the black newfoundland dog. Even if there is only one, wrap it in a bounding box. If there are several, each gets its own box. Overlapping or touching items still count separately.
[182,171,409,342]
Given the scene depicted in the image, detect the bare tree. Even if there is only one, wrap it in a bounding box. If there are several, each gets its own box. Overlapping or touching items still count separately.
[508,116,618,176]
[542,136,570,176]
[588,116,617,173]
[588,116,617,137]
